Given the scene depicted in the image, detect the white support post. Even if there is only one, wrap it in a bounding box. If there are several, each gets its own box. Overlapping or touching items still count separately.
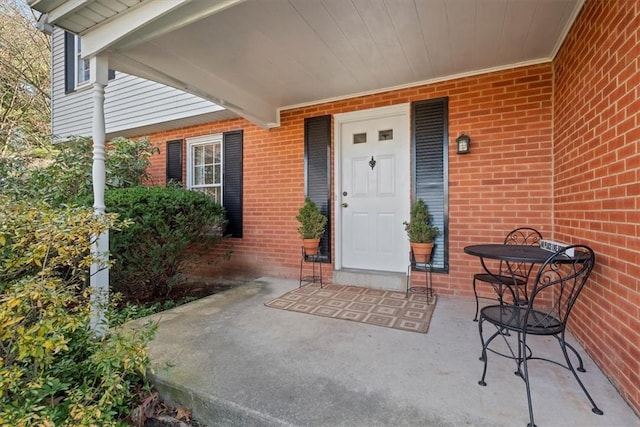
[89,55,109,337]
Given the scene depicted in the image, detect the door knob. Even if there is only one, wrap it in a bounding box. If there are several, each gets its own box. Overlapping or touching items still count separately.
[341,203,348,208]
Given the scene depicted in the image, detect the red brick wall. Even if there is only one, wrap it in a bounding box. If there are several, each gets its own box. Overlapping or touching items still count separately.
[142,64,554,296]
[553,0,640,414]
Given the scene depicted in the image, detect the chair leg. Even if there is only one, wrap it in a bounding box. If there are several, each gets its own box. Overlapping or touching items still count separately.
[558,333,604,416]
[559,338,586,372]
[473,278,480,321]
[520,334,537,427]
[478,316,489,386]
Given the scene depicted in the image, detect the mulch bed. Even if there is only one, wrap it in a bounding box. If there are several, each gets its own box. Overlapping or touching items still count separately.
[167,280,238,300]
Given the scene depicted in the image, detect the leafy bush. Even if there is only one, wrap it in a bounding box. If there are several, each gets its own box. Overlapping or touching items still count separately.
[0,197,156,426]
[0,136,159,206]
[104,186,229,302]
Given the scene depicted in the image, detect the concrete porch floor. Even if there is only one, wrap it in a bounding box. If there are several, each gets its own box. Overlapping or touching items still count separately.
[143,278,638,427]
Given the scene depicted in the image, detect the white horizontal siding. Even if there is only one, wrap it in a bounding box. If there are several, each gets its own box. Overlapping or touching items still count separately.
[51,28,224,139]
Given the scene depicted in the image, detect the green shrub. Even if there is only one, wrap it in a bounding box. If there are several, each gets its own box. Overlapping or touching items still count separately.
[104,186,229,302]
[0,136,159,207]
[0,197,155,426]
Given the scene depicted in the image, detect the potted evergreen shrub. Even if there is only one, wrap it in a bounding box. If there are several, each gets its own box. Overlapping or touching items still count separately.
[296,197,328,256]
[403,198,439,263]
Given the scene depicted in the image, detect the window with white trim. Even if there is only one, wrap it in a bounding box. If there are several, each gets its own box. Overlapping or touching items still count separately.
[187,134,223,203]
[74,35,90,87]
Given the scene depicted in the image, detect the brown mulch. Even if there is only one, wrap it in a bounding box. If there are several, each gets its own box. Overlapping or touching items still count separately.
[167,279,238,300]
[131,391,206,427]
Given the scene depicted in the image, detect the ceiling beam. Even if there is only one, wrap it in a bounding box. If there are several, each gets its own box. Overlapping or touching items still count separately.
[81,0,189,58]
[82,0,246,58]
[110,51,280,128]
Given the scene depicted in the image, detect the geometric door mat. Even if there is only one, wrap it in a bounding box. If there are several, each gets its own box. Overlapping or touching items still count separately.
[264,283,437,334]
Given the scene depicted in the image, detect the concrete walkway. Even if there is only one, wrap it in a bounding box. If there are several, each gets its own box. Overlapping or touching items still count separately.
[143,278,639,427]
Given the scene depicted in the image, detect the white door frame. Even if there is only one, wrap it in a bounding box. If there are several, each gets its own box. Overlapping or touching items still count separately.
[333,103,410,271]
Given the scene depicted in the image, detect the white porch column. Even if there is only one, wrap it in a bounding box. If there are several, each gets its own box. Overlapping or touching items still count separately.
[89,55,109,337]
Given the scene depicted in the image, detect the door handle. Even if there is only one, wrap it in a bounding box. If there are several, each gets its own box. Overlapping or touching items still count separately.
[341,203,348,208]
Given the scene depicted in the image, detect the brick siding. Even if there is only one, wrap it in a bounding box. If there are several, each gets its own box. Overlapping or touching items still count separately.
[143,63,554,295]
[553,0,640,414]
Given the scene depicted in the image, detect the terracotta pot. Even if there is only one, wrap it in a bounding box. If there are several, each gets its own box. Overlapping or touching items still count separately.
[302,238,321,256]
[411,242,434,263]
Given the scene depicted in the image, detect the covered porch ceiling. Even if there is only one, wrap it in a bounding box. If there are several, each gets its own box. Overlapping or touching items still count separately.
[29,0,584,128]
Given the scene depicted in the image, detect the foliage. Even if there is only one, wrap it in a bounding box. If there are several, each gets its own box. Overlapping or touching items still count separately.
[0,136,159,206]
[104,186,229,302]
[107,294,187,328]
[104,136,160,188]
[0,196,156,426]
[296,197,328,239]
[403,199,439,243]
[0,0,51,157]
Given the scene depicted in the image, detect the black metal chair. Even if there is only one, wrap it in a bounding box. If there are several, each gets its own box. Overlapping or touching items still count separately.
[472,227,543,321]
[477,245,603,427]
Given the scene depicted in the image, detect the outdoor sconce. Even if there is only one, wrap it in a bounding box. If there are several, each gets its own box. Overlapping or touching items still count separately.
[456,133,471,154]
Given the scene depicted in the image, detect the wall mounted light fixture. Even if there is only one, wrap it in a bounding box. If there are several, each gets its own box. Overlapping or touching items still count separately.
[456,133,471,154]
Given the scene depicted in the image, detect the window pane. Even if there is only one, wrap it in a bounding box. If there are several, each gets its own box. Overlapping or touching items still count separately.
[194,165,203,185]
[204,165,213,184]
[194,146,203,165]
[196,187,221,203]
[205,145,214,164]
[353,133,367,144]
[215,144,221,163]
[214,165,221,184]
[82,59,90,82]
[75,36,90,84]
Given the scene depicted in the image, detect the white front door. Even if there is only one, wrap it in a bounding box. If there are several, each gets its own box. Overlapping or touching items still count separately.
[336,105,410,272]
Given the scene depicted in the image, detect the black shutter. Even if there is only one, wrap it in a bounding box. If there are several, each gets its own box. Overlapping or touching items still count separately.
[413,98,448,271]
[165,140,183,185]
[223,130,243,238]
[304,115,331,261]
[64,32,75,93]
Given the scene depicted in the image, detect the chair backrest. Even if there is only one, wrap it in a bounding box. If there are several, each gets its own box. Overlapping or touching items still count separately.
[504,227,543,246]
[526,245,596,330]
[500,227,543,281]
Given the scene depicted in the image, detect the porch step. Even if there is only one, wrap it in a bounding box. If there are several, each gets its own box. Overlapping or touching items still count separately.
[332,269,406,292]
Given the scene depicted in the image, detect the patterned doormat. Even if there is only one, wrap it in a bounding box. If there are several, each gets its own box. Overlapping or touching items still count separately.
[264,284,437,334]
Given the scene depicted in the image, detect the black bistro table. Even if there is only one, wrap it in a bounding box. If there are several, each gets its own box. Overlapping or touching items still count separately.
[463,244,554,304]
[464,244,552,265]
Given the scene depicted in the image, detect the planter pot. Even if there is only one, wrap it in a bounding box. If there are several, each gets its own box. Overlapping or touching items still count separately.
[302,238,321,256]
[411,242,434,263]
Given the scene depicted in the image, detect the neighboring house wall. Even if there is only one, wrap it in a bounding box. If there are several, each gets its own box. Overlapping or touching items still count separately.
[50,28,224,139]
[553,0,640,415]
[142,62,554,292]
